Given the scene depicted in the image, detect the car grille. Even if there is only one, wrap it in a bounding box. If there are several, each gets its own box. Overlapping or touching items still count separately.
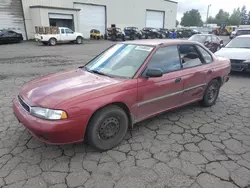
[230,59,244,64]
[17,95,30,113]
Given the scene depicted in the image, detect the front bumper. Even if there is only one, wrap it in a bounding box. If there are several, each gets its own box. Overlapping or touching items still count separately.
[231,62,250,72]
[12,98,89,145]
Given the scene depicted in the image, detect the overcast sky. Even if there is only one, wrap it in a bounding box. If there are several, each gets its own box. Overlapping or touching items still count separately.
[176,0,250,21]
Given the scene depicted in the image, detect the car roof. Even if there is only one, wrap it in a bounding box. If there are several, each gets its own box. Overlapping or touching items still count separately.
[236,35,250,38]
[121,39,200,46]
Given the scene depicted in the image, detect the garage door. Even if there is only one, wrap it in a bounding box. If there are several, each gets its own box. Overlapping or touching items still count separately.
[74,3,105,38]
[146,10,164,28]
[0,0,27,40]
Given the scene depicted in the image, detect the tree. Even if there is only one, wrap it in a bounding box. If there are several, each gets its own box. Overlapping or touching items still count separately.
[176,20,179,27]
[241,5,248,24]
[180,9,203,27]
[228,8,241,26]
[248,11,250,24]
[207,16,216,24]
[215,9,230,25]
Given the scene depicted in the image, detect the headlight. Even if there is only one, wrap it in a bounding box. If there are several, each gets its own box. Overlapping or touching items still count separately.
[243,59,250,63]
[30,107,68,120]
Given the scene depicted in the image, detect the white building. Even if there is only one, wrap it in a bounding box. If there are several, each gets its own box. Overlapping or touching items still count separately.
[1,0,178,40]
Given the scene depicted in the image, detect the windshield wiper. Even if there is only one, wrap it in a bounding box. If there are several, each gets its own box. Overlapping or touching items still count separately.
[90,70,106,76]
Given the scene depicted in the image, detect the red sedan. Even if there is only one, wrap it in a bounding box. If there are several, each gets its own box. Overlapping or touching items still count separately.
[13,40,231,151]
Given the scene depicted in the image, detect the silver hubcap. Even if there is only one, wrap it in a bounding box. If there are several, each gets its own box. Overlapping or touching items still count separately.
[51,39,56,45]
[77,38,82,43]
[207,84,218,103]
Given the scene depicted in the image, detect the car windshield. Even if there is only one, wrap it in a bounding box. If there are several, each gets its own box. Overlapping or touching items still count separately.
[189,35,208,43]
[226,37,250,48]
[85,44,154,78]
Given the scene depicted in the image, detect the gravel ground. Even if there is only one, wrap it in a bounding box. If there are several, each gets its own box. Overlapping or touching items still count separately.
[0,37,250,188]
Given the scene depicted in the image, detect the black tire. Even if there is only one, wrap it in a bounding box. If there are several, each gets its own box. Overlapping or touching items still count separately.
[49,38,57,46]
[87,105,129,151]
[111,35,116,41]
[76,36,83,44]
[200,79,220,107]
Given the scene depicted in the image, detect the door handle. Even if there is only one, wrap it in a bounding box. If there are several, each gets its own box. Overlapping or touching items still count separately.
[175,78,182,83]
[207,70,213,74]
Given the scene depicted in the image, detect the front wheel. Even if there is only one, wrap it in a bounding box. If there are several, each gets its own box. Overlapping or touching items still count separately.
[76,36,83,44]
[200,79,220,107]
[86,105,129,151]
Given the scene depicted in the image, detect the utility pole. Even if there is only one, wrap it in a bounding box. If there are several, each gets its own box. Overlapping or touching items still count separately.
[206,4,211,27]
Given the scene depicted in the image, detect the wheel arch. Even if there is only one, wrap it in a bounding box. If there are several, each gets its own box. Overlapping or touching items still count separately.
[87,101,134,131]
[212,76,223,87]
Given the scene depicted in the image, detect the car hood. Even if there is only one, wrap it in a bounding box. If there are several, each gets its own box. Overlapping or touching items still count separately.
[215,48,250,60]
[19,69,124,108]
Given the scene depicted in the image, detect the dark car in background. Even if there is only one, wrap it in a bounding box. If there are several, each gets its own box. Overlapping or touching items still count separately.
[104,27,125,41]
[234,29,250,39]
[188,34,224,53]
[0,29,23,44]
[124,27,143,40]
[141,27,164,39]
[157,28,169,38]
[179,29,201,38]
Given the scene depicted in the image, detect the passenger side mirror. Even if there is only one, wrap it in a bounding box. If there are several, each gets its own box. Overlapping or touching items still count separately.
[145,68,163,78]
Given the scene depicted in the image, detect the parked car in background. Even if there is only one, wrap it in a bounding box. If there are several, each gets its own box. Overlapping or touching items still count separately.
[90,29,101,39]
[124,27,143,40]
[141,27,164,39]
[104,27,125,41]
[179,28,201,38]
[229,30,236,39]
[233,29,250,39]
[188,34,224,53]
[157,28,169,38]
[35,27,84,46]
[215,35,250,72]
[13,39,231,151]
[0,29,23,44]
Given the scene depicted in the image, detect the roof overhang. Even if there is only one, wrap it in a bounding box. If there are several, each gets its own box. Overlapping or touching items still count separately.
[30,5,80,11]
[164,0,178,4]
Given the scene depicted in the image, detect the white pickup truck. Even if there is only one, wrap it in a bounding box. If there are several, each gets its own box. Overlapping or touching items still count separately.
[35,27,84,46]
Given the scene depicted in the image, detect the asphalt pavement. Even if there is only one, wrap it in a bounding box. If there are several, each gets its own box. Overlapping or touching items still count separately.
[0,37,249,188]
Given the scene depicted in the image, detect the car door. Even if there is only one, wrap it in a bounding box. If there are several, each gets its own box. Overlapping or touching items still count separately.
[178,44,213,105]
[65,28,75,41]
[136,45,184,121]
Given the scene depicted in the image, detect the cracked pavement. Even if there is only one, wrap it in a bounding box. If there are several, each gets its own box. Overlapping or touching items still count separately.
[0,39,250,188]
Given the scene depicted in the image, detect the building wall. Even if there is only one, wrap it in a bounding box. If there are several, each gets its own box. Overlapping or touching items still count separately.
[22,0,177,39]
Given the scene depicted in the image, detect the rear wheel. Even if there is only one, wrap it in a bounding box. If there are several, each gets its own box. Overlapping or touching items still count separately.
[86,105,129,151]
[200,79,220,107]
[49,38,57,46]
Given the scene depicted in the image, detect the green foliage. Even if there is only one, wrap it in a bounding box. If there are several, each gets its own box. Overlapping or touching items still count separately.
[204,6,249,26]
[248,11,250,24]
[215,9,230,24]
[176,20,180,27]
[229,8,241,25]
[180,9,203,27]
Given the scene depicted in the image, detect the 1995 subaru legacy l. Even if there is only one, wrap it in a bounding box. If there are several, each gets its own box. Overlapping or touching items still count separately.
[13,40,231,151]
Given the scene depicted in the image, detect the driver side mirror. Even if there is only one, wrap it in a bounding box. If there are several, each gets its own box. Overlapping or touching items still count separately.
[145,68,163,78]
